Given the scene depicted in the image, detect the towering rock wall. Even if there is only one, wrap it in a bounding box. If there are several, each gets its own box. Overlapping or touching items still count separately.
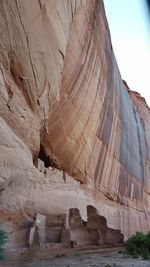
[0,0,150,248]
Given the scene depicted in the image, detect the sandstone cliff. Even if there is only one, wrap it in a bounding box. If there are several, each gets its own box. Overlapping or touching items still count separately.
[0,0,150,249]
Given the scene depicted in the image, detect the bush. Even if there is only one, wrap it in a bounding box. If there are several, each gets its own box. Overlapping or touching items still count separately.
[126,231,150,259]
[0,230,8,260]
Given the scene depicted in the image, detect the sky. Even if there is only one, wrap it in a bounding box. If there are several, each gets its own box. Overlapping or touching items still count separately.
[103,0,150,106]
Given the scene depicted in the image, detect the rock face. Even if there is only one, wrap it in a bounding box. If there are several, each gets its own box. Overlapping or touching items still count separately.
[0,0,150,249]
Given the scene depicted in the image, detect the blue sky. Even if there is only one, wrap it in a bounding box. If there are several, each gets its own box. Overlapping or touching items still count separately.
[104,0,150,105]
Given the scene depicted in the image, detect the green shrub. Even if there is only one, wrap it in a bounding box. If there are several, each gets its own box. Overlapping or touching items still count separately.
[74,252,80,257]
[141,249,150,260]
[0,230,8,260]
[126,231,150,259]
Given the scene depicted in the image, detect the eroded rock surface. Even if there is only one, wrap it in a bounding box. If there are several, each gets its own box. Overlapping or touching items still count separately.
[0,0,150,249]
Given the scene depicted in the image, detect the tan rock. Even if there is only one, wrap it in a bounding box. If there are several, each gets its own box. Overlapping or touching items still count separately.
[0,0,150,249]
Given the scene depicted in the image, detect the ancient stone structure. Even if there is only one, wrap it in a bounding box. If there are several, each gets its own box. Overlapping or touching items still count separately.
[0,0,150,249]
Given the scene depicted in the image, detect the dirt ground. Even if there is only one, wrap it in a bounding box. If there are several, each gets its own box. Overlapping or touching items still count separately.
[1,246,150,267]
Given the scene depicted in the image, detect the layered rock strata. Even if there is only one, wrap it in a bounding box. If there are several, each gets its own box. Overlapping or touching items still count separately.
[0,0,150,248]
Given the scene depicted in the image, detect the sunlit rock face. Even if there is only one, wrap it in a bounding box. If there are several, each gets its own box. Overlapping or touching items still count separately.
[0,0,150,248]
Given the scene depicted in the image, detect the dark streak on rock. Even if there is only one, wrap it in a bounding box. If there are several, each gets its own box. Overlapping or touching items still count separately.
[58,49,65,61]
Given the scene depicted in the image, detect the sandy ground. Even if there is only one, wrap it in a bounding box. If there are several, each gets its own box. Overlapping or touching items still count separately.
[1,247,150,267]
